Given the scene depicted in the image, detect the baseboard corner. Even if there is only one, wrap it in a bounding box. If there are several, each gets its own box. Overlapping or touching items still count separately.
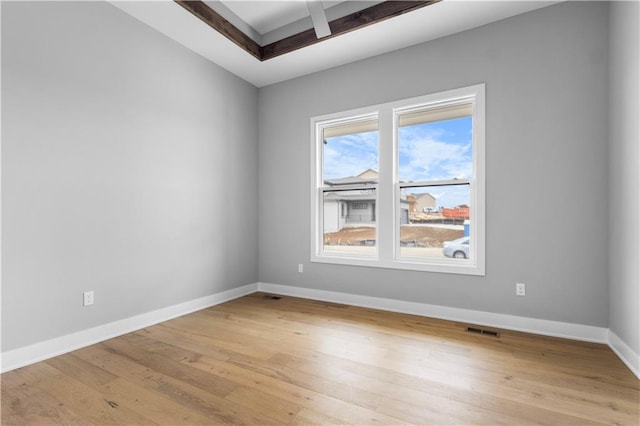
[608,330,640,379]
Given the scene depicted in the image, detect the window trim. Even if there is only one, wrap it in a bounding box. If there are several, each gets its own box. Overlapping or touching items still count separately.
[310,84,485,275]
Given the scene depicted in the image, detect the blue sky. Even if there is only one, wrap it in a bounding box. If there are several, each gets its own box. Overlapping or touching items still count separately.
[323,130,379,179]
[323,117,472,207]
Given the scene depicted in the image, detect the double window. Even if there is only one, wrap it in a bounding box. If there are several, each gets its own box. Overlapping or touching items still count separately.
[311,84,485,275]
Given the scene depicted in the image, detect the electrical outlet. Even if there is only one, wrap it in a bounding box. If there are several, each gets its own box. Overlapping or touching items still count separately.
[83,291,94,306]
[298,263,304,273]
[516,283,526,296]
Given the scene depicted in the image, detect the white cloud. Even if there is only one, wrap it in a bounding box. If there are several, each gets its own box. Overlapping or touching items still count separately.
[398,126,471,182]
[323,132,379,179]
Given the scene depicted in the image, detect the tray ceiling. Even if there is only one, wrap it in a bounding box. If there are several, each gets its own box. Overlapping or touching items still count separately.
[110,1,560,87]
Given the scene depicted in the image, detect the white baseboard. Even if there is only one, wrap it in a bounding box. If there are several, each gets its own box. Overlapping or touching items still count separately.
[0,283,258,373]
[608,330,640,379]
[257,282,609,343]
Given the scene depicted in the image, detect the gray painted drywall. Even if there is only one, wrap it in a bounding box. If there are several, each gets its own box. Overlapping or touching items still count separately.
[1,1,258,351]
[258,2,610,327]
[609,2,639,355]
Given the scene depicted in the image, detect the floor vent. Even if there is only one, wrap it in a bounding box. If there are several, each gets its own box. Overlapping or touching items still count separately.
[466,327,500,337]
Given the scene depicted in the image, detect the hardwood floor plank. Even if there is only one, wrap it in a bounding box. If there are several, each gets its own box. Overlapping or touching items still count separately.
[226,353,384,412]
[97,377,217,425]
[140,324,233,361]
[35,372,157,425]
[1,362,63,391]
[290,407,344,425]
[181,352,405,424]
[1,384,91,425]
[44,353,117,388]
[73,343,280,425]
[224,386,302,424]
[159,314,282,359]
[100,336,238,398]
[2,292,638,425]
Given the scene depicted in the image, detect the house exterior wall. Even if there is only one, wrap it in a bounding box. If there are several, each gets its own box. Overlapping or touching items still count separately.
[358,169,379,179]
[323,200,340,233]
[414,194,436,212]
[346,201,375,223]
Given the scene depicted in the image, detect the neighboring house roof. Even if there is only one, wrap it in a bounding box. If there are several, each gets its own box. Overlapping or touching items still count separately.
[324,176,378,186]
[325,169,379,186]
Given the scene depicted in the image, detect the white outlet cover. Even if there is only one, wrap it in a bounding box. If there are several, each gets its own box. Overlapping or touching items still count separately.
[83,291,94,306]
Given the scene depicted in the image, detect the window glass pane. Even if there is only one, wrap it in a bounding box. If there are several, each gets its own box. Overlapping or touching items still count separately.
[398,114,472,182]
[323,188,376,256]
[321,120,378,257]
[400,185,470,259]
[323,120,379,182]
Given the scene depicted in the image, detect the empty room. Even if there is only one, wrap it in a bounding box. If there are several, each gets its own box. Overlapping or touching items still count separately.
[1,0,639,424]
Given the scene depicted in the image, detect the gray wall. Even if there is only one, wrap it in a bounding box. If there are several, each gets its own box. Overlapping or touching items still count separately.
[258,2,610,327]
[609,2,639,355]
[3,1,634,358]
[1,1,259,351]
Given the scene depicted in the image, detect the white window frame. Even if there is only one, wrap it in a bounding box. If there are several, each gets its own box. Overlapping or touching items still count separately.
[310,84,485,275]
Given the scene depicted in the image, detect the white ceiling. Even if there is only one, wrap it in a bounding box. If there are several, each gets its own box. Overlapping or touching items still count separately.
[202,0,383,44]
[110,0,560,88]
[220,0,343,35]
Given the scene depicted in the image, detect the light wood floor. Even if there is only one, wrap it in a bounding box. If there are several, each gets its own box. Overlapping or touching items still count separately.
[2,292,639,425]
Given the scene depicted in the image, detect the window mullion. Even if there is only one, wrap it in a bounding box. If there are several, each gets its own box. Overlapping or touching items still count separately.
[376,108,394,262]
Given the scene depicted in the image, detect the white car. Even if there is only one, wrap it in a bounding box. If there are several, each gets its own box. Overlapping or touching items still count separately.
[442,236,469,259]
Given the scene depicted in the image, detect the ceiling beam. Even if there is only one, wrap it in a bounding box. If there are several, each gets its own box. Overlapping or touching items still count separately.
[175,0,441,62]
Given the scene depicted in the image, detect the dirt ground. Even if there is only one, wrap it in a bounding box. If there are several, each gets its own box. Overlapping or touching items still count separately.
[324,226,464,247]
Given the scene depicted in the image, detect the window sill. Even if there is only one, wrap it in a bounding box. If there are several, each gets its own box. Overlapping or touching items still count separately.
[310,253,485,276]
